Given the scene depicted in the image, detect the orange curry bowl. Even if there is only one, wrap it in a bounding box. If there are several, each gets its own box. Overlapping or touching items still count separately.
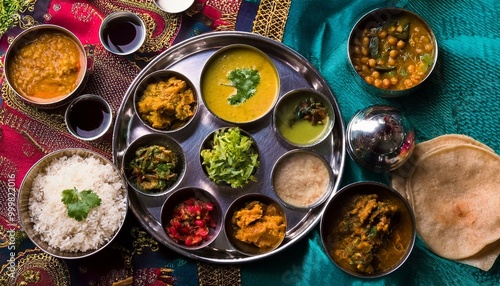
[4,24,93,109]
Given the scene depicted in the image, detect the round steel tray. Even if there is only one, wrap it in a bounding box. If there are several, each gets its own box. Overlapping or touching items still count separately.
[112,31,346,263]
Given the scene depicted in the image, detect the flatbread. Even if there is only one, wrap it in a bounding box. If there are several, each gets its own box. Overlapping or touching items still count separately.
[391,134,494,206]
[408,144,500,260]
[457,240,500,271]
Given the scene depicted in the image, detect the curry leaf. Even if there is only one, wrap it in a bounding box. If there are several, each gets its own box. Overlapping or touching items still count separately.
[225,68,260,105]
[61,187,102,221]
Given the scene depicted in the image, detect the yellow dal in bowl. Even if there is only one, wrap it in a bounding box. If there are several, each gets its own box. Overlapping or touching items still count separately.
[201,46,279,123]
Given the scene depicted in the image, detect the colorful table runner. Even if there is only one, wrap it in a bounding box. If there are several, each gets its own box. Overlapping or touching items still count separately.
[1,0,499,285]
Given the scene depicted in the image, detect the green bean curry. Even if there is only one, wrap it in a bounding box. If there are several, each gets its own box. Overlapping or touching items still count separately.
[129,145,179,193]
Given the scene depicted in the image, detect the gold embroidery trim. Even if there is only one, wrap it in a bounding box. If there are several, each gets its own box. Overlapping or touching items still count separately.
[252,0,292,41]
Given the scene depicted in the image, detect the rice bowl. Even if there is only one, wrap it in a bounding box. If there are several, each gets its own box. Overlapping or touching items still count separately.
[19,148,128,258]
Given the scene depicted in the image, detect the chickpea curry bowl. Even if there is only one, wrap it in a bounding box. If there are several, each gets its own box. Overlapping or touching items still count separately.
[348,8,438,97]
[320,181,415,278]
[134,70,198,133]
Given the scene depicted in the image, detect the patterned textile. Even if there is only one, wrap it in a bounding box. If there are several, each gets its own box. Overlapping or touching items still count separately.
[0,0,289,285]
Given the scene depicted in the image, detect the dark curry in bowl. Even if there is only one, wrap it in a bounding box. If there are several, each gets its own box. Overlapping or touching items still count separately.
[320,181,415,278]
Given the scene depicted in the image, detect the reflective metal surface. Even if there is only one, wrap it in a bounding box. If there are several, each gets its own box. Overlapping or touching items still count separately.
[346,105,415,172]
[112,31,346,263]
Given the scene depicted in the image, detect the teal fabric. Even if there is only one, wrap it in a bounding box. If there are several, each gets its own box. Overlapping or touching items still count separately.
[241,0,500,285]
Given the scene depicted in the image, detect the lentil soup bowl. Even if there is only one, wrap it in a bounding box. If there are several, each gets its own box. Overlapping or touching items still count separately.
[4,24,93,109]
[348,8,438,98]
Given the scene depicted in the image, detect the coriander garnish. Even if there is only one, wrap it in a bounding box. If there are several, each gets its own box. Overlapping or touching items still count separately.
[61,187,102,221]
[225,68,260,105]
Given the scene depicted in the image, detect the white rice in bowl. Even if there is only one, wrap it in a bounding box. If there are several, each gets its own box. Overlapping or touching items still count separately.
[28,153,127,252]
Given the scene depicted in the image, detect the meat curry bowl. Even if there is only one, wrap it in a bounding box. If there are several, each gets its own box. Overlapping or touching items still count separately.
[320,181,415,278]
[200,44,280,125]
[4,24,91,109]
[347,8,438,97]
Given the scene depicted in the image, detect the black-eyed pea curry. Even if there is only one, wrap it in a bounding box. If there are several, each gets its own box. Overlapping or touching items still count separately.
[350,14,435,90]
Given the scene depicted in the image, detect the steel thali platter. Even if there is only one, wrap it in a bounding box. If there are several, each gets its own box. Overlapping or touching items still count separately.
[112,31,346,263]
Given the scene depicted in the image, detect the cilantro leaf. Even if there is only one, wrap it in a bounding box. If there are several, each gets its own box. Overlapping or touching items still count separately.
[61,187,102,221]
[225,68,260,105]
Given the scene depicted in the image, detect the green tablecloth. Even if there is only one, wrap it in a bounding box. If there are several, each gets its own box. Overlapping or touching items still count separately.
[247,0,499,285]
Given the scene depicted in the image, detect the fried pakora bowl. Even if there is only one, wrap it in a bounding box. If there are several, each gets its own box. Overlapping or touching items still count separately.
[134,70,198,133]
[122,133,186,197]
[4,24,90,109]
[320,181,415,278]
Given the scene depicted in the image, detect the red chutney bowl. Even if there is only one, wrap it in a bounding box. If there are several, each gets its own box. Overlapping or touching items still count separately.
[160,187,223,250]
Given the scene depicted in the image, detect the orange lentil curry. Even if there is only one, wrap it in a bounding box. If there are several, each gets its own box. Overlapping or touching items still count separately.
[350,14,435,90]
[8,31,85,102]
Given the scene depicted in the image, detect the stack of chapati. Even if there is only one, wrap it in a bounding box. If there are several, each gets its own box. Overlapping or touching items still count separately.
[391,134,500,271]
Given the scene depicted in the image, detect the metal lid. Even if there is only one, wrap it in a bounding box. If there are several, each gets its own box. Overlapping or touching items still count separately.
[346,105,415,172]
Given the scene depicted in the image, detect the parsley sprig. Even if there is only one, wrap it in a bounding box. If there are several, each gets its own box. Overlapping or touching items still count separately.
[61,187,102,221]
[224,68,260,105]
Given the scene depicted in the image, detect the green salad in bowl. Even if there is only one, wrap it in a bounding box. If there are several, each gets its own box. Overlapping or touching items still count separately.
[200,127,260,188]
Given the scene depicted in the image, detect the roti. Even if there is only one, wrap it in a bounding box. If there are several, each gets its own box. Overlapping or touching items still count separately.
[407,144,500,260]
[391,134,495,206]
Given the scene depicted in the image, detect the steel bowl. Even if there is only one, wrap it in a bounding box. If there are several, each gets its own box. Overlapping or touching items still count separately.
[4,24,94,109]
[199,127,260,190]
[64,94,113,141]
[18,148,128,259]
[346,105,415,172]
[320,181,416,278]
[224,193,287,256]
[271,149,334,210]
[160,187,223,250]
[200,44,280,126]
[272,88,335,148]
[347,7,438,98]
[134,69,199,134]
[99,11,146,56]
[121,133,186,197]
[154,0,195,13]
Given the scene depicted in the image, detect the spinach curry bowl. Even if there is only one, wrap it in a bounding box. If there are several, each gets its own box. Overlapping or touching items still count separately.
[200,44,280,125]
[348,8,438,97]
[320,181,416,278]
